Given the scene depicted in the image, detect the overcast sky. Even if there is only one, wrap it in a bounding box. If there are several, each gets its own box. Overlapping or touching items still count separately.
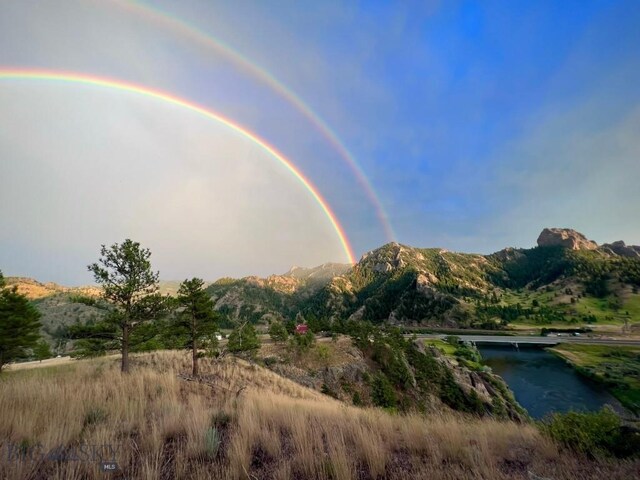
[1,0,639,285]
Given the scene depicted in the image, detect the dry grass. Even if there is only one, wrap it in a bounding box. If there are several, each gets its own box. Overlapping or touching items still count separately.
[0,351,638,479]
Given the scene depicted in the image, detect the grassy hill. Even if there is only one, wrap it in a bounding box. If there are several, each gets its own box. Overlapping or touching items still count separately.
[1,351,637,479]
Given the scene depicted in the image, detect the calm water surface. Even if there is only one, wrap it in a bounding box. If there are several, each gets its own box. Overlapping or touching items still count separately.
[477,345,618,419]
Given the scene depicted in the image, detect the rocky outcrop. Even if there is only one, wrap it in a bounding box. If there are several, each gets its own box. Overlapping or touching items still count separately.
[491,247,526,263]
[600,241,640,258]
[537,228,598,250]
[415,272,439,293]
[419,342,528,422]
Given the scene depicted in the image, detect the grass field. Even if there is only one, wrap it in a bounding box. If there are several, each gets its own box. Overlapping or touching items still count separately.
[497,288,640,330]
[1,351,638,479]
[422,339,457,356]
[549,344,640,414]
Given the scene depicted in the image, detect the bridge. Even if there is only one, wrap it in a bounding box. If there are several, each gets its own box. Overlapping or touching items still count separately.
[414,334,640,348]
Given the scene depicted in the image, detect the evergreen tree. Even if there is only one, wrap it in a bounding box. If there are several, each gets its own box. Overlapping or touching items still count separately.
[371,373,397,408]
[0,271,42,372]
[268,321,288,343]
[175,278,218,376]
[85,240,167,373]
[227,323,260,356]
[34,339,52,362]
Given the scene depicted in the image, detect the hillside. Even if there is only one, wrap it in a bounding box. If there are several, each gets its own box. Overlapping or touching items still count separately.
[258,334,527,421]
[206,263,351,324]
[1,351,637,479]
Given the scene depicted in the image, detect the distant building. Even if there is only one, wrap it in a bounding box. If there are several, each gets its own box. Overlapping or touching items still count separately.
[294,324,309,335]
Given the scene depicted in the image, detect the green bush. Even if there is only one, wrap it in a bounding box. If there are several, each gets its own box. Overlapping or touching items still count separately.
[83,407,108,427]
[204,427,221,458]
[371,373,397,408]
[541,407,639,458]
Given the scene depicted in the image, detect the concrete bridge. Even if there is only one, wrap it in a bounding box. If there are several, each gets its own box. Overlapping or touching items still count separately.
[414,334,640,348]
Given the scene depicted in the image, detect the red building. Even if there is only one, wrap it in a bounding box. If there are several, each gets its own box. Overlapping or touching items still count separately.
[294,324,309,335]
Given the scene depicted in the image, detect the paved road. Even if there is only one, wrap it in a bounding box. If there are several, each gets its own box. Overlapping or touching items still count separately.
[415,334,640,347]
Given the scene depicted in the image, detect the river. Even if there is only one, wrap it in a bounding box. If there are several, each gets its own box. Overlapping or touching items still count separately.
[477,345,619,419]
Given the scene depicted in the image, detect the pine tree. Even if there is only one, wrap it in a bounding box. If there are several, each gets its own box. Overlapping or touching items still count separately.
[86,240,167,373]
[268,321,288,343]
[176,278,218,376]
[0,271,42,372]
[34,339,52,362]
[227,323,260,356]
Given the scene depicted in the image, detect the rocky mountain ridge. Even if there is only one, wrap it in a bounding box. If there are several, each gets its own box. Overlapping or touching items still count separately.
[12,228,640,333]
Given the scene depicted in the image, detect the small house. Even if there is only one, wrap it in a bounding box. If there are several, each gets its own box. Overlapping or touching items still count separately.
[294,324,309,335]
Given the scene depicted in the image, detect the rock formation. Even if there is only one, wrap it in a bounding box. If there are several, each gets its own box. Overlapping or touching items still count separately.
[537,228,598,250]
[600,240,640,258]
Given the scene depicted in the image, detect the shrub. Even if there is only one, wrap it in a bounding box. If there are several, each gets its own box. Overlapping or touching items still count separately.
[83,407,108,428]
[370,373,397,409]
[444,335,460,346]
[204,427,221,458]
[211,411,232,430]
[321,383,336,398]
[268,321,288,343]
[263,356,278,367]
[541,407,639,458]
[316,344,330,362]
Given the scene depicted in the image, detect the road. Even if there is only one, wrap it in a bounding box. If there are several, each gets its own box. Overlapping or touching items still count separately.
[414,334,640,347]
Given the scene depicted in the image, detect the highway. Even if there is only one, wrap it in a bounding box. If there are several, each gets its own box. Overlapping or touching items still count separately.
[414,334,640,347]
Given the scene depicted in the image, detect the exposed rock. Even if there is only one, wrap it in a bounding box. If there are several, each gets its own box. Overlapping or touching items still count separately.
[491,247,526,263]
[265,275,299,294]
[417,342,528,422]
[600,240,640,258]
[373,262,393,273]
[415,272,439,293]
[347,305,366,322]
[537,228,598,250]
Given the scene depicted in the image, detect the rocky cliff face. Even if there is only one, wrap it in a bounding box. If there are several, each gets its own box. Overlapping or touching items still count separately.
[600,240,640,258]
[536,228,598,250]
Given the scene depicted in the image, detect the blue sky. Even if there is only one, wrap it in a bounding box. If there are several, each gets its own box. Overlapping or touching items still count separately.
[1,0,639,283]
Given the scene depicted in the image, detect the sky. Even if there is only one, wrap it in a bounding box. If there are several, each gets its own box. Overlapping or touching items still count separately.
[1,0,639,285]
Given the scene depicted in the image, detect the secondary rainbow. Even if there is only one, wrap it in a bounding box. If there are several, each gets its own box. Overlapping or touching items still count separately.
[111,0,396,242]
[0,68,356,264]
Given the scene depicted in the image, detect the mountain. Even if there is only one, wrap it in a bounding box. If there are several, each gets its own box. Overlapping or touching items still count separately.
[206,228,640,330]
[3,277,107,352]
[206,263,351,324]
[4,276,101,300]
[13,228,640,338]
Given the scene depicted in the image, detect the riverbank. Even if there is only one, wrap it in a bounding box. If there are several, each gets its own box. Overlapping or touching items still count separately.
[548,343,640,415]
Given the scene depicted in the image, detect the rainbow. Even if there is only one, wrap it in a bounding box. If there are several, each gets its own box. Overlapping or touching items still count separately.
[111,0,396,242]
[0,68,356,264]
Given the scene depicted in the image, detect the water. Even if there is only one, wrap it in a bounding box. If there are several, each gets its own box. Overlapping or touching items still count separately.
[477,345,618,419]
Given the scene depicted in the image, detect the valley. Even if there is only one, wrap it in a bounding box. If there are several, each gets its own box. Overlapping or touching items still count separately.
[2,228,640,479]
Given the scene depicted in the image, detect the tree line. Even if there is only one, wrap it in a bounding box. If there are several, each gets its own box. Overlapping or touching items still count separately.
[0,239,262,376]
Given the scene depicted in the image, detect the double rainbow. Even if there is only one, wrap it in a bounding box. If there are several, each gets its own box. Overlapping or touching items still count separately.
[113,0,395,241]
[0,68,356,264]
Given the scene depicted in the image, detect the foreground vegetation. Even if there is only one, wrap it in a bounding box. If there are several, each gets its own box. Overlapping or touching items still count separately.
[549,344,640,414]
[1,351,639,480]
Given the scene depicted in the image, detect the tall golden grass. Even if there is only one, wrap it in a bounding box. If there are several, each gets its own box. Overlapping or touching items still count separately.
[0,351,637,479]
